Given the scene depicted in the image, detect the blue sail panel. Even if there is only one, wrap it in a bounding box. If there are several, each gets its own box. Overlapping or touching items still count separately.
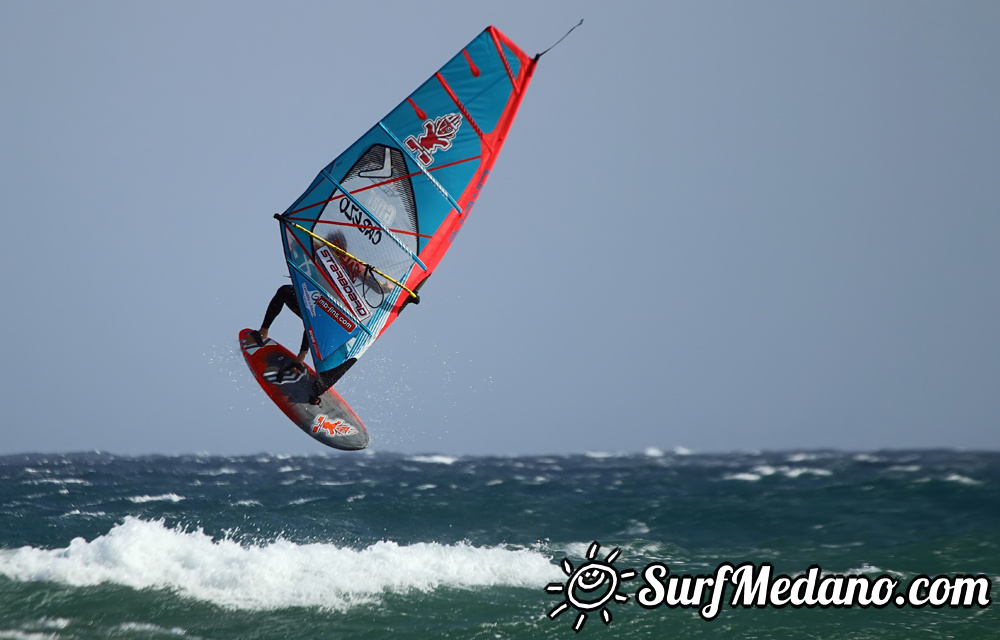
[288,270,361,363]
[437,30,520,135]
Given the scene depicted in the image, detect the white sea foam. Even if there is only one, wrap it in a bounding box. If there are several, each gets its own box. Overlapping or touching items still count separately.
[560,542,594,558]
[407,455,458,465]
[583,451,618,459]
[200,467,238,476]
[29,620,69,631]
[0,632,59,640]
[624,520,650,535]
[786,453,819,462]
[723,465,833,481]
[23,478,90,486]
[0,518,562,611]
[643,447,665,458]
[0,619,69,640]
[113,622,187,636]
[128,494,185,504]
[853,453,884,462]
[943,473,982,486]
[782,467,833,478]
[722,472,762,482]
[842,563,905,578]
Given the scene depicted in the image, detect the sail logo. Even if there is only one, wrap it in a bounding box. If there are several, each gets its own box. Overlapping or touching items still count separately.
[366,191,397,226]
[316,246,370,320]
[404,113,462,166]
[311,415,359,437]
[313,294,357,333]
[301,283,317,317]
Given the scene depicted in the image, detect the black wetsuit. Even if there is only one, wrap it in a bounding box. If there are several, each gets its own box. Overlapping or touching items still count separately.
[261,284,309,354]
[261,284,356,397]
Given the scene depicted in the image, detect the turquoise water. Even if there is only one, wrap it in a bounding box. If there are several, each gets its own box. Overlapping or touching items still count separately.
[1,450,997,638]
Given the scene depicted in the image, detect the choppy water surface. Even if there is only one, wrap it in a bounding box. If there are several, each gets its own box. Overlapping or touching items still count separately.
[1,450,997,638]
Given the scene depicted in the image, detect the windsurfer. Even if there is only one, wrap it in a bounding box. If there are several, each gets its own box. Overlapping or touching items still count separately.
[254,231,369,405]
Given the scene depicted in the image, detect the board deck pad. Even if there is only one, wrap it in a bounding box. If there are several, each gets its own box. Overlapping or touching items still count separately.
[239,328,369,451]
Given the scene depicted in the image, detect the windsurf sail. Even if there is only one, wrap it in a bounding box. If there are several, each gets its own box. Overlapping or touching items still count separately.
[276,26,539,380]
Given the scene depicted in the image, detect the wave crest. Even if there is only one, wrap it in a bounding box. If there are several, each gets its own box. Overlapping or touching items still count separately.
[0,517,560,611]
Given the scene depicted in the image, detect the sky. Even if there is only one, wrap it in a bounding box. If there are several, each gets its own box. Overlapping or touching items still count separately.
[1,1,997,457]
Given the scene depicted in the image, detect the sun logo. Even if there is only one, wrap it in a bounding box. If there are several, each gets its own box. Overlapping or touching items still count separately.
[545,541,637,632]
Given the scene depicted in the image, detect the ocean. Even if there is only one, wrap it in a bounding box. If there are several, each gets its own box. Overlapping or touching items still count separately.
[0,450,996,639]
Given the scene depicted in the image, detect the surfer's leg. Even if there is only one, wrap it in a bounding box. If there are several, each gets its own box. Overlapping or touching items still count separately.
[282,285,302,318]
[260,284,300,340]
[308,358,357,404]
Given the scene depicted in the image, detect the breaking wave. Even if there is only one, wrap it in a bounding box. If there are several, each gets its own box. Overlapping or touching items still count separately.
[0,517,561,611]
